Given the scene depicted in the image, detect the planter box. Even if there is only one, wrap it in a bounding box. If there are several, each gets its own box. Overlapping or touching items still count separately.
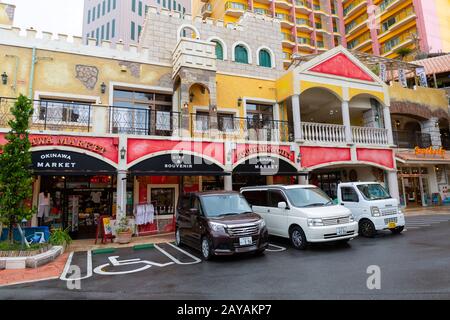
[0,246,63,270]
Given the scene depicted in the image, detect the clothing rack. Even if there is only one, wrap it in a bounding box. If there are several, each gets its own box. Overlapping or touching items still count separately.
[134,200,158,236]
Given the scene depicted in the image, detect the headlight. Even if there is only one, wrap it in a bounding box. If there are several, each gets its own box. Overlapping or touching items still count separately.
[259,219,266,229]
[307,218,324,227]
[208,222,226,233]
[371,206,381,217]
[398,209,403,215]
[349,214,355,222]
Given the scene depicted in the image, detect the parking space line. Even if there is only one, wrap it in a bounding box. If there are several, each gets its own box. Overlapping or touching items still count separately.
[266,243,287,252]
[154,243,202,265]
[60,251,93,281]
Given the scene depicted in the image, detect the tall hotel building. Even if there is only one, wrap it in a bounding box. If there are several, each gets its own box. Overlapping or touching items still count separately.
[192,0,450,68]
[82,0,192,46]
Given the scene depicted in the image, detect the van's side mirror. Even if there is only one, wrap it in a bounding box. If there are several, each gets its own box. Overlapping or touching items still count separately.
[278,202,287,209]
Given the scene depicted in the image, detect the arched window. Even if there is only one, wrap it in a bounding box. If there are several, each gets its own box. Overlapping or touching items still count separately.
[212,40,224,60]
[235,45,249,64]
[259,49,272,68]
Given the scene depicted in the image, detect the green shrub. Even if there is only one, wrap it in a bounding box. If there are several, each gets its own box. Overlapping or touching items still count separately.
[49,228,72,247]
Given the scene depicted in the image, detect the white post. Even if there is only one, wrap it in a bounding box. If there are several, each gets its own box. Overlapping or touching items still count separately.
[341,100,353,144]
[116,170,128,221]
[291,94,303,142]
[387,170,400,202]
[224,175,233,191]
[383,105,394,145]
[298,175,309,185]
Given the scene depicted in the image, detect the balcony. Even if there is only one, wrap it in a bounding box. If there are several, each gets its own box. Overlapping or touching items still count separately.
[352,127,389,145]
[191,114,294,142]
[378,0,402,14]
[225,2,247,17]
[315,23,331,35]
[201,3,212,17]
[0,97,95,133]
[275,0,293,10]
[296,19,313,33]
[301,122,390,146]
[313,4,328,16]
[297,37,314,50]
[378,8,416,38]
[295,0,312,14]
[393,131,432,149]
[343,0,366,18]
[381,35,414,57]
[275,13,295,28]
[282,33,296,48]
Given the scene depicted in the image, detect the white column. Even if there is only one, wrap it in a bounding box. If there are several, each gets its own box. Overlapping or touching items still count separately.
[116,170,128,220]
[387,170,400,202]
[291,94,303,142]
[224,175,233,191]
[383,105,394,145]
[32,176,41,227]
[341,100,353,144]
[298,175,309,185]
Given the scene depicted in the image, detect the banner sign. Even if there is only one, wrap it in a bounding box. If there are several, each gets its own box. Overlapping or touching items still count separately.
[416,67,428,87]
[398,69,407,87]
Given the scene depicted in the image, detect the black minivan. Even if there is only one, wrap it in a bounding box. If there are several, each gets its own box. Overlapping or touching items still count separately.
[175,191,269,260]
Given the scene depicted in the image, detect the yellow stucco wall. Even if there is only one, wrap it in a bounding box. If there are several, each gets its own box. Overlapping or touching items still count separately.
[389,83,448,111]
[216,73,277,116]
[349,88,385,104]
[0,44,172,103]
[300,81,343,100]
[275,71,294,102]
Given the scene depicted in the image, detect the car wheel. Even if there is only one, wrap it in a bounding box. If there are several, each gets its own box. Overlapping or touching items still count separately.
[390,226,404,234]
[254,248,265,256]
[290,226,307,250]
[175,228,182,246]
[359,219,376,238]
[201,237,212,261]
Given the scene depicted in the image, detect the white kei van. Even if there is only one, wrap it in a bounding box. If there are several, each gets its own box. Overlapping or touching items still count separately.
[337,182,405,237]
[240,185,358,250]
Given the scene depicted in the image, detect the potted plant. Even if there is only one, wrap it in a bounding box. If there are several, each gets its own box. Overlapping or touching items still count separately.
[115,216,133,244]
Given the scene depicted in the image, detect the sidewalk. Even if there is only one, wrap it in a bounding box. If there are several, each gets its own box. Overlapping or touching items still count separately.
[0,252,69,287]
[404,206,450,216]
[68,232,175,252]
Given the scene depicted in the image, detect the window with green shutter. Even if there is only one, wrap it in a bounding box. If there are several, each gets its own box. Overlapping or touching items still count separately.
[259,50,271,68]
[212,41,224,60]
[131,22,136,40]
[139,1,143,16]
[113,0,116,10]
[112,19,116,38]
[235,45,248,64]
[132,0,136,12]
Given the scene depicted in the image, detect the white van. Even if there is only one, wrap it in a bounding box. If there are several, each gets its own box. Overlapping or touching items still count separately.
[337,182,405,237]
[240,185,358,250]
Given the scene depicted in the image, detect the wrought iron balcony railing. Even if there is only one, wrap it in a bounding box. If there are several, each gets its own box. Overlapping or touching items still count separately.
[393,130,432,149]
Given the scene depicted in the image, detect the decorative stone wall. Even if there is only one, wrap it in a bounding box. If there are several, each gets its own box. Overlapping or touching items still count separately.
[421,117,442,148]
[140,8,285,80]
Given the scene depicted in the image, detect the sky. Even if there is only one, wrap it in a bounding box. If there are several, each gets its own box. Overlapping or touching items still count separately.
[7,0,84,36]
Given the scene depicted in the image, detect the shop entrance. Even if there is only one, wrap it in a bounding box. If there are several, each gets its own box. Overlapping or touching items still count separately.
[39,175,116,239]
[398,167,430,207]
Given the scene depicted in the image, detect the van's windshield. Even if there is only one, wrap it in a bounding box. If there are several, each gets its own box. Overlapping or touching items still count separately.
[357,184,391,201]
[285,187,333,208]
[200,194,253,217]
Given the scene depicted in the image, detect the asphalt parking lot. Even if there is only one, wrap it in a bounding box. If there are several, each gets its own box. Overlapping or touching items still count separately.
[1,214,450,300]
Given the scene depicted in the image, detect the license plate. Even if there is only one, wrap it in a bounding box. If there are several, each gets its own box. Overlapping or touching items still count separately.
[336,227,347,236]
[239,237,253,246]
[388,222,397,229]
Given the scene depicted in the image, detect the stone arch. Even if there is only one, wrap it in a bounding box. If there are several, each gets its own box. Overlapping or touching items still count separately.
[207,36,228,60]
[231,41,252,64]
[176,24,200,41]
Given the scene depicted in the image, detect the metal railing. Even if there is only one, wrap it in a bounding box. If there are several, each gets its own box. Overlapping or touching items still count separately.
[393,130,432,149]
[191,113,294,142]
[0,97,93,132]
[108,106,180,136]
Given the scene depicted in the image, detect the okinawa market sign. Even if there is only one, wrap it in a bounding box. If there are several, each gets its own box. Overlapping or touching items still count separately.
[415,146,445,159]
[30,135,107,155]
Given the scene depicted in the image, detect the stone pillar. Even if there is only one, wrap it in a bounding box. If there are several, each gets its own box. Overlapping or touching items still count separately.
[291,94,303,142]
[421,117,442,148]
[341,100,353,144]
[383,106,394,145]
[224,175,233,191]
[387,170,400,202]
